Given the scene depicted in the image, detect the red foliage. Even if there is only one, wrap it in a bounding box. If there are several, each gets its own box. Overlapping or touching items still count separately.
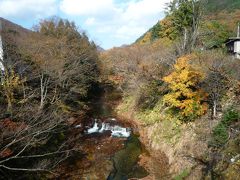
[109,75,124,84]
[0,118,18,130]
[0,118,27,134]
[0,148,13,158]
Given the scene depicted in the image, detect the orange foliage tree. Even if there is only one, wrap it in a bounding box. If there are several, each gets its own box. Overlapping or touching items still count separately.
[163,55,208,120]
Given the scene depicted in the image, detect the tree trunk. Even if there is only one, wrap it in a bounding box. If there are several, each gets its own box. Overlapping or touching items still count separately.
[213,100,217,118]
[182,27,188,53]
[6,94,12,113]
[39,74,49,111]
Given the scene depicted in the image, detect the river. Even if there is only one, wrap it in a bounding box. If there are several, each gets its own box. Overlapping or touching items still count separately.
[57,85,149,179]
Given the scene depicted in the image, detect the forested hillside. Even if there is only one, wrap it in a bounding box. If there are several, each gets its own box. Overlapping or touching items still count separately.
[0,17,99,179]
[0,0,240,179]
[100,0,240,179]
[136,0,240,46]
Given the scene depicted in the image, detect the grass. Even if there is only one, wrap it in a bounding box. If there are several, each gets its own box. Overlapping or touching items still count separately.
[135,100,166,125]
[118,96,182,145]
[118,95,169,125]
[173,169,190,180]
[117,95,135,114]
[117,95,164,125]
[151,118,182,145]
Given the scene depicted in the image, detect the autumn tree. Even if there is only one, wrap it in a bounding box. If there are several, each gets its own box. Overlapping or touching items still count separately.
[163,55,208,120]
[1,69,22,112]
[0,25,29,115]
[205,71,227,118]
[0,17,99,178]
[23,17,99,113]
[196,51,236,119]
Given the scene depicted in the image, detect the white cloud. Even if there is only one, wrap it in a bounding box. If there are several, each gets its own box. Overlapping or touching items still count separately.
[115,25,146,39]
[0,0,58,19]
[60,0,171,48]
[96,26,113,33]
[123,0,169,21]
[60,0,119,16]
[85,17,96,26]
[0,0,171,48]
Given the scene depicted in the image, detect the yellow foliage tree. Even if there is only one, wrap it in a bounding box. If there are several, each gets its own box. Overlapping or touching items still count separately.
[163,55,208,120]
[2,70,22,112]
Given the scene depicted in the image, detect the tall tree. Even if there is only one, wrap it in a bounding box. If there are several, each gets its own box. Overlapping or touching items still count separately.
[25,17,99,112]
[0,17,99,178]
[167,0,203,54]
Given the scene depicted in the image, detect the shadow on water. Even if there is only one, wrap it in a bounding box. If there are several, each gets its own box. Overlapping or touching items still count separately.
[88,84,122,119]
[108,134,149,180]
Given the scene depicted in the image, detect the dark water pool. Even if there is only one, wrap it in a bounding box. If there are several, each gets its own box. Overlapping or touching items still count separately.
[108,134,149,180]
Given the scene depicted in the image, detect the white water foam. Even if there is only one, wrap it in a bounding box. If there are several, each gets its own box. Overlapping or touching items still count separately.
[87,119,99,134]
[75,124,81,128]
[87,119,131,138]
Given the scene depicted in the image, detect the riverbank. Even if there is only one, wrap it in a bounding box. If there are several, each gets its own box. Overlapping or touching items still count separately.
[115,97,212,179]
[115,94,240,179]
[116,113,171,180]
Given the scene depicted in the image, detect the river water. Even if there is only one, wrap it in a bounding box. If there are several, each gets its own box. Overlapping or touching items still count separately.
[83,117,148,180]
[82,86,149,179]
[55,86,149,179]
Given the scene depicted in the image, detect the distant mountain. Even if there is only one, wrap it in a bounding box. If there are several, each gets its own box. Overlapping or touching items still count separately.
[0,17,32,47]
[0,17,31,36]
[0,18,33,75]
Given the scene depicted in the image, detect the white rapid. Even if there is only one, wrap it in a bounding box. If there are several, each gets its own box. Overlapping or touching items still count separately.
[86,119,131,138]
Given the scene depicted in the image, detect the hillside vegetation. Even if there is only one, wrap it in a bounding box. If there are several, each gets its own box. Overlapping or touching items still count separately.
[101,0,240,179]
[136,0,240,46]
[0,17,99,179]
[0,0,240,179]
[206,0,240,12]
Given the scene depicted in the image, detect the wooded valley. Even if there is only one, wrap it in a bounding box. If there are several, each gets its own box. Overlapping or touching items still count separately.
[0,0,240,179]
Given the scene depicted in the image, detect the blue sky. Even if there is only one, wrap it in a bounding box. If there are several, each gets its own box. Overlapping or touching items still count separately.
[0,0,171,49]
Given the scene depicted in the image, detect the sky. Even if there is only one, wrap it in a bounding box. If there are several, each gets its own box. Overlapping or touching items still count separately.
[0,0,171,49]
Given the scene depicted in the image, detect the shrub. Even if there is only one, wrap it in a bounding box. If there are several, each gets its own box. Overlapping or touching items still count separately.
[212,122,229,147]
[222,108,240,126]
[210,108,239,147]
